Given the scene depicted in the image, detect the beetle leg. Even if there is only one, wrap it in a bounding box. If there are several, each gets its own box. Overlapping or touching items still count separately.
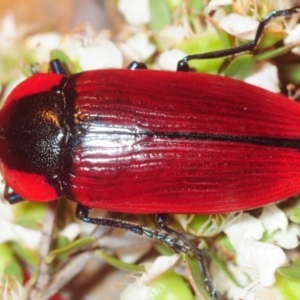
[76,204,187,251]
[75,204,186,244]
[156,214,216,299]
[127,61,147,70]
[177,6,300,71]
[76,204,216,299]
[76,203,145,234]
[49,59,69,76]
[4,185,24,204]
[76,204,190,252]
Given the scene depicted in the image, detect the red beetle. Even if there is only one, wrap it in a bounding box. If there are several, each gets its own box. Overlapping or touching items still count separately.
[0,6,300,299]
[2,68,300,213]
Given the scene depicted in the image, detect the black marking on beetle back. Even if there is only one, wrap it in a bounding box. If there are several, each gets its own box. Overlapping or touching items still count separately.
[1,78,67,195]
[58,75,79,201]
[151,132,300,150]
[67,129,300,150]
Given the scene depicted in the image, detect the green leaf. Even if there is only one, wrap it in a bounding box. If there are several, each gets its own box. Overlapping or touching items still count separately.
[206,242,240,287]
[189,0,204,14]
[56,235,70,249]
[154,243,173,256]
[278,260,300,280]
[257,28,287,49]
[288,198,300,224]
[13,202,46,230]
[0,55,19,83]
[149,0,172,32]
[96,250,144,273]
[184,255,211,300]
[46,237,95,263]
[177,32,226,74]
[0,244,23,283]
[166,0,183,8]
[188,214,211,234]
[276,265,300,300]
[50,49,82,74]
[53,236,70,262]
[187,214,232,236]
[50,49,70,63]
[215,27,232,51]
[22,65,34,77]
[279,64,300,86]
[224,54,256,80]
[255,43,297,61]
[11,242,39,267]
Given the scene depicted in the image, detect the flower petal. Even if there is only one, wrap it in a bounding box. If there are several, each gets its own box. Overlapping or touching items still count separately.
[141,255,179,283]
[245,62,280,93]
[156,49,186,71]
[259,204,288,234]
[273,224,300,250]
[224,213,264,250]
[118,0,150,25]
[219,14,258,40]
[237,238,286,286]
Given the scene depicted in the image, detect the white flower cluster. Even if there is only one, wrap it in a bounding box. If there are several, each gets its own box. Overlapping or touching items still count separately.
[221,204,299,299]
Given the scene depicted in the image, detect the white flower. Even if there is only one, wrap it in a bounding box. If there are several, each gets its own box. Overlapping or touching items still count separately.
[120,255,179,300]
[219,14,258,40]
[0,12,20,53]
[141,255,178,283]
[158,26,186,48]
[284,23,300,55]
[259,204,288,234]
[0,12,31,83]
[211,261,249,297]
[237,238,287,287]
[25,24,123,70]
[59,25,123,70]
[205,0,233,12]
[120,281,149,300]
[59,223,80,241]
[1,277,26,300]
[238,280,283,300]
[156,49,187,71]
[245,62,280,93]
[70,40,123,70]
[118,0,150,25]
[120,33,155,62]
[175,213,239,237]
[224,213,264,250]
[223,205,291,299]
[0,201,41,249]
[25,32,61,62]
[273,223,300,249]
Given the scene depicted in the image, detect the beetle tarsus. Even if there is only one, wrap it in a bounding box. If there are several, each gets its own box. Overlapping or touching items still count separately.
[4,185,24,204]
[127,61,148,70]
[49,59,69,76]
[176,59,190,72]
[156,214,217,299]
